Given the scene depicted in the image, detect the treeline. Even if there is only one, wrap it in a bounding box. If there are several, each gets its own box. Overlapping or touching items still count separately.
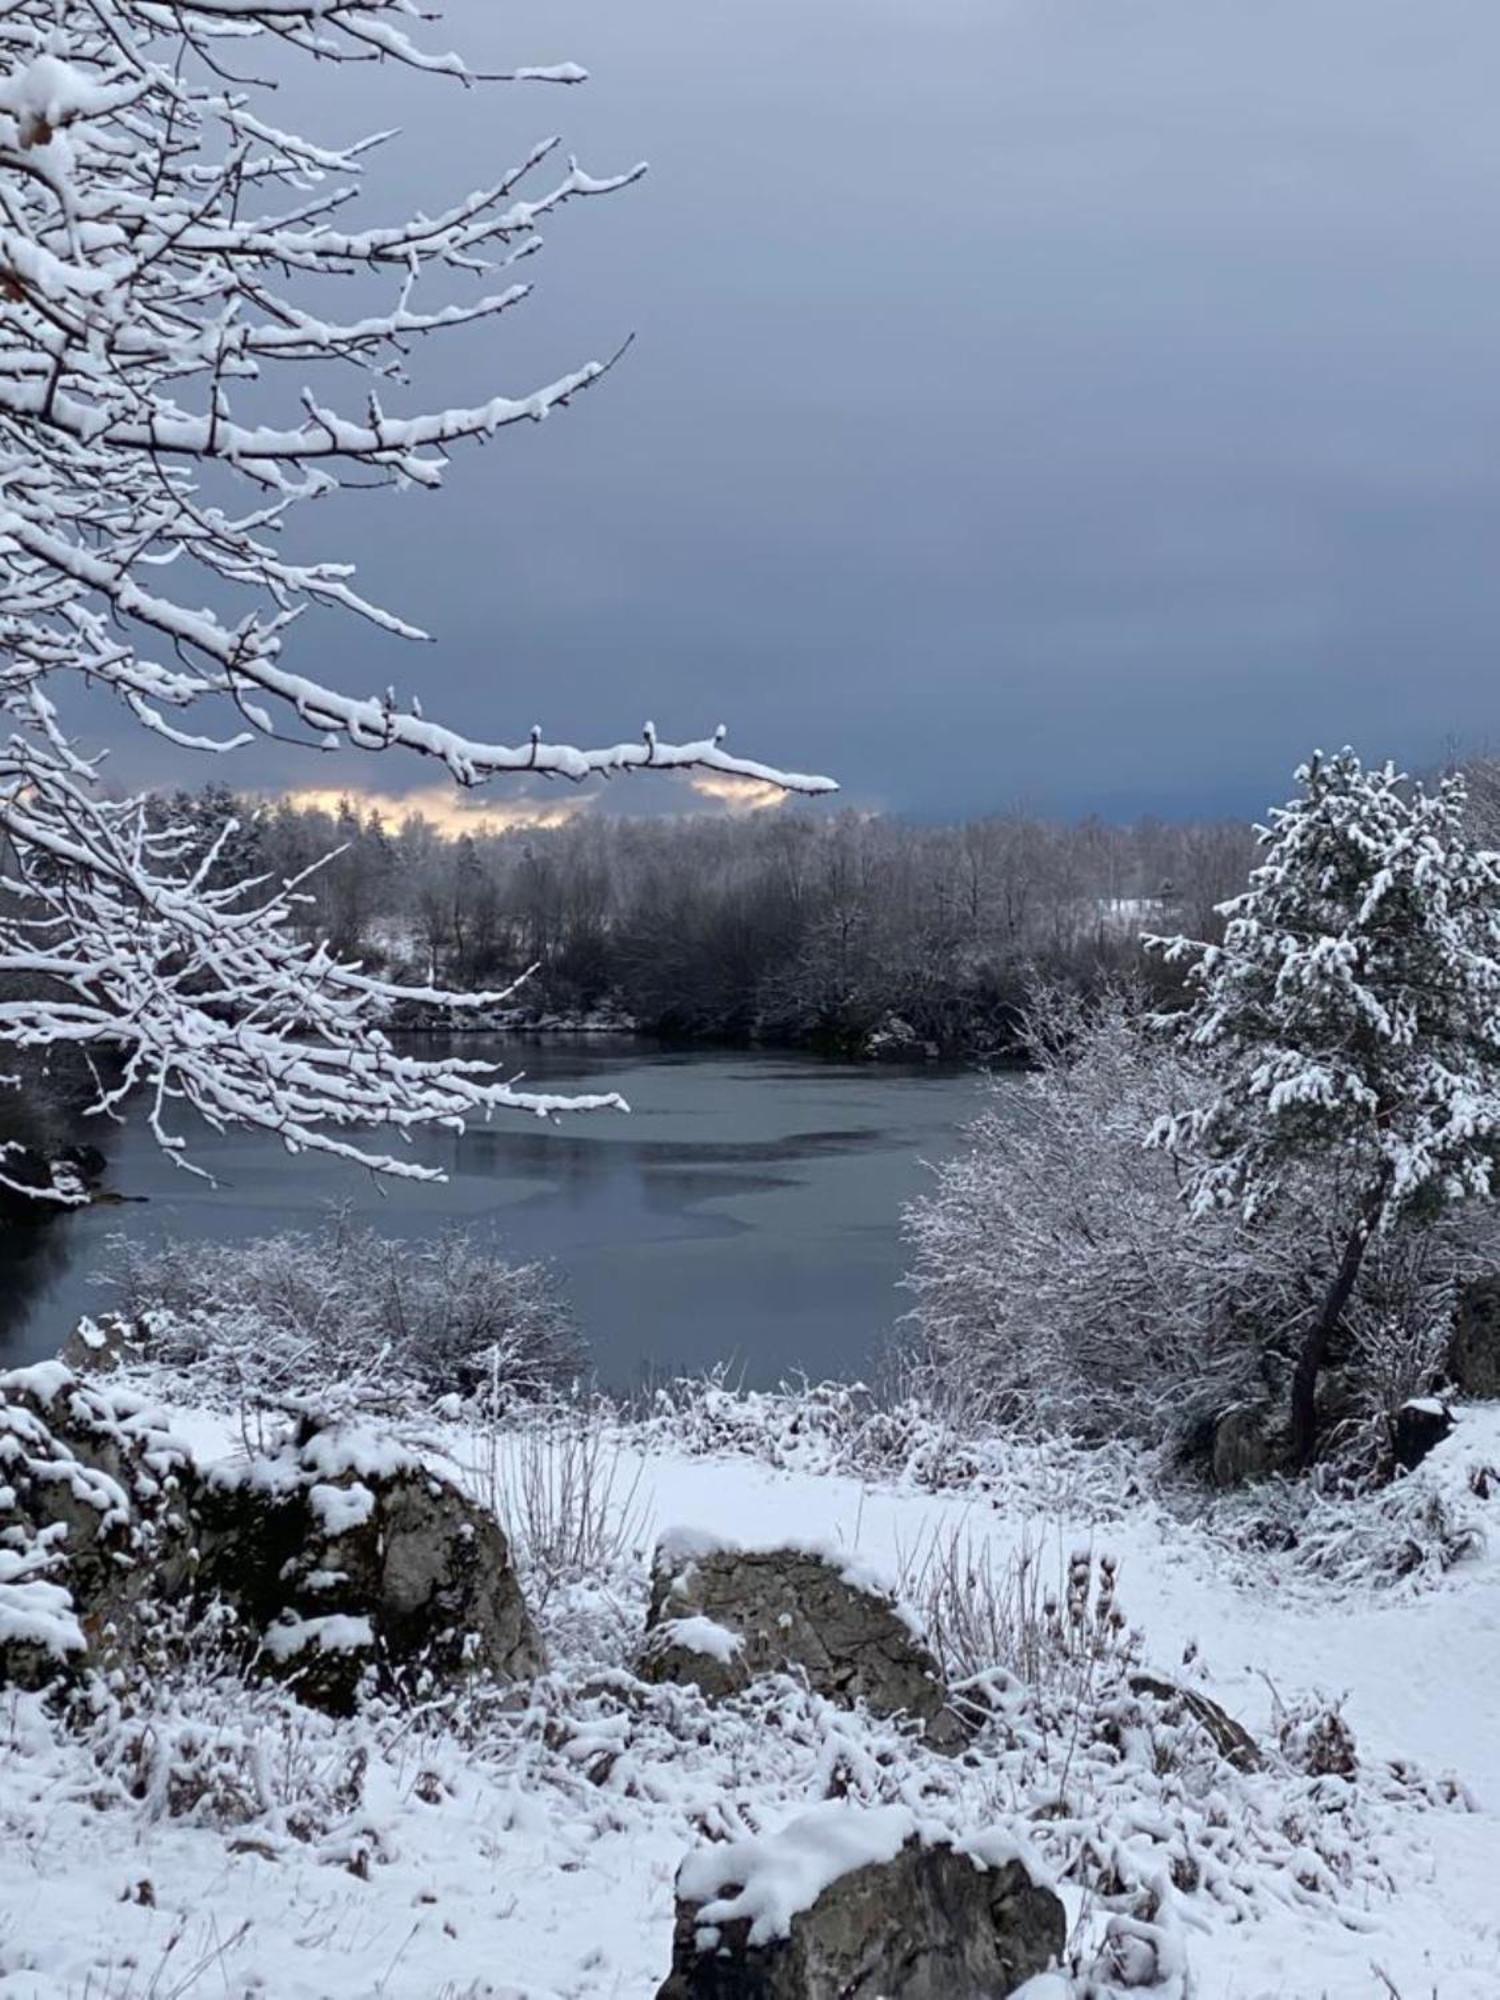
[163,786,1258,1054]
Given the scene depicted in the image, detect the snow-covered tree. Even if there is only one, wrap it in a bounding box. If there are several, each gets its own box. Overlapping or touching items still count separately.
[1151,750,1500,1464]
[0,1,833,1195]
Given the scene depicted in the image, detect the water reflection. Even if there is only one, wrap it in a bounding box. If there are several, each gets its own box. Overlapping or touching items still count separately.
[0,1214,72,1343]
[4,1037,993,1389]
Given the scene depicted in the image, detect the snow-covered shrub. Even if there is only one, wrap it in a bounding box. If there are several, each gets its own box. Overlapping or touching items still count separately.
[903,987,1285,1446]
[475,1407,652,1660]
[636,1370,968,1481]
[1270,1688,1359,1780]
[106,1220,580,1410]
[72,1635,387,1866]
[1202,1422,1498,1594]
[896,1528,1138,1703]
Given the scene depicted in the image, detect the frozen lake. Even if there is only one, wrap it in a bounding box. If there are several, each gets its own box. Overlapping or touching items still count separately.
[4,1037,994,1390]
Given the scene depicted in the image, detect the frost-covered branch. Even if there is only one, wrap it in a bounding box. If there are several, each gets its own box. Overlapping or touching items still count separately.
[0,1,836,1177]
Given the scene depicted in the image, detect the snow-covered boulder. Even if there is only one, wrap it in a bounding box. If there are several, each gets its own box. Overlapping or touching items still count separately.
[655,1803,1065,1999]
[197,1416,543,1713]
[639,1530,961,1747]
[58,1312,146,1378]
[0,1362,195,1687]
[863,1014,939,1062]
[1392,1398,1454,1472]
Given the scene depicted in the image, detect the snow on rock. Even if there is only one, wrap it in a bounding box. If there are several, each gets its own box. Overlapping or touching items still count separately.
[677,1803,926,1946]
[0,1553,84,1664]
[658,1615,745,1665]
[659,1801,1065,1998]
[640,1533,960,1749]
[656,1523,918,1630]
[58,1313,145,1378]
[1392,1396,1455,1471]
[199,1414,542,1712]
[306,1479,376,1535]
[260,1612,376,1662]
[0,1363,196,1686]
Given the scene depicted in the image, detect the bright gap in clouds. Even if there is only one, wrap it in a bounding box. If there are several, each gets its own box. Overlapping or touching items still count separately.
[686,774,790,814]
[272,771,791,838]
[275,786,593,839]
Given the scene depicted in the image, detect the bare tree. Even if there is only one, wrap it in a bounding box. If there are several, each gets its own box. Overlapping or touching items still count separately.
[0,2,833,1194]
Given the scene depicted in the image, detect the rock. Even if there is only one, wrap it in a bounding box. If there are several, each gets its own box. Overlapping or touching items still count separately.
[1450,1280,1500,1399]
[1129,1674,1264,1773]
[639,1532,956,1744]
[0,1362,196,1687]
[1209,1403,1283,1488]
[640,1614,751,1702]
[1392,1398,1454,1473]
[656,1803,1065,2000]
[864,1015,938,1062]
[197,1417,543,1713]
[59,1313,145,1378]
[57,1143,107,1185]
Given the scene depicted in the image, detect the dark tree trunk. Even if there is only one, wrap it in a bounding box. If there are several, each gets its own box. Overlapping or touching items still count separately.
[1289,1171,1392,1468]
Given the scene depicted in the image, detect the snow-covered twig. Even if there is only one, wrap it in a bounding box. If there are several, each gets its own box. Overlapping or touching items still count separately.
[0,3,836,1177]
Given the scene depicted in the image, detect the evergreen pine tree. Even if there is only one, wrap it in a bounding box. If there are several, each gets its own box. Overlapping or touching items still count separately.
[1151,749,1500,1463]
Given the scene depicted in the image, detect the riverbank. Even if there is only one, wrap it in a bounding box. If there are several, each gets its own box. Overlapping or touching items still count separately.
[382,998,985,1064]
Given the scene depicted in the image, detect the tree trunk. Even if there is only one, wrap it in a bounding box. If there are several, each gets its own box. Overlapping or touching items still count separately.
[1289,1172,1392,1468]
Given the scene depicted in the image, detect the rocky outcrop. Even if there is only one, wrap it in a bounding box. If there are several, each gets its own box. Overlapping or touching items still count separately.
[639,1532,959,1746]
[0,1362,195,1687]
[198,1417,543,1713]
[1449,1280,1500,1399]
[1,1378,543,1715]
[656,1803,1065,1999]
[864,1015,940,1063]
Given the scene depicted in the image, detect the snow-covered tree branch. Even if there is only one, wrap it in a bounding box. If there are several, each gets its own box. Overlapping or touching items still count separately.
[0,1,835,1190]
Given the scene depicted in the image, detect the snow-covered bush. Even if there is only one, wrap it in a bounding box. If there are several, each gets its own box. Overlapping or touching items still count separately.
[896,1528,1138,1701]
[1201,1412,1500,1594]
[902,987,1288,1446]
[632,1366,1135,1512]
[106,1221,580,1409]
[476,1407,652,1661]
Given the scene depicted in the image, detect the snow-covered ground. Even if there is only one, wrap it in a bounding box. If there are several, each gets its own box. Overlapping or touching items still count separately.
[2,1394,1497,1999]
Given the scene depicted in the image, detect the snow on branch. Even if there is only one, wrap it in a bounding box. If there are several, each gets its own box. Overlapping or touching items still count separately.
[0,1,837,1179]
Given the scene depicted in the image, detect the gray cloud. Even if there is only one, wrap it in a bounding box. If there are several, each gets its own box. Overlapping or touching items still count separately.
[104,0,1500,820]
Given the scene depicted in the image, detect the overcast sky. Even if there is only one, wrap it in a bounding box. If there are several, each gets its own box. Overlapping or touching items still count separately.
[115,0,1500,823]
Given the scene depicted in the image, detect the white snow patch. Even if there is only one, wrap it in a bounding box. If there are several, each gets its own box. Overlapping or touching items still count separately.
[656,1615,744,1664]
[679,1802,923,1947]
[260,1613,374,1661]
[307,1480,375,1535]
